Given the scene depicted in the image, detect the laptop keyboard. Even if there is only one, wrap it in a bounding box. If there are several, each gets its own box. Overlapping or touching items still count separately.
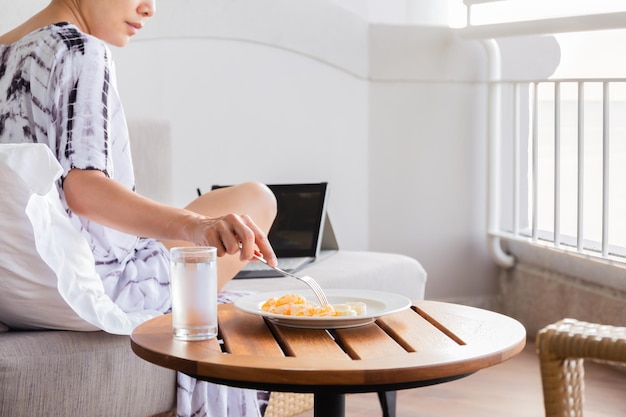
[244,257,311,272]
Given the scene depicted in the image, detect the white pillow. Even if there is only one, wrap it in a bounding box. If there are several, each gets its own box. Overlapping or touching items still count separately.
[0,143,160,334]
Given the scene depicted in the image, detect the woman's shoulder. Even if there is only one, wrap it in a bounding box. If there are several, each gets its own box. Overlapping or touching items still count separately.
[47,23,111,60]
[50,23,108,51]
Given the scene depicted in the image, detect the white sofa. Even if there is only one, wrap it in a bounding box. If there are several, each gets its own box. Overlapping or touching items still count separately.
[0,119,427,417]
[226,250,426,300]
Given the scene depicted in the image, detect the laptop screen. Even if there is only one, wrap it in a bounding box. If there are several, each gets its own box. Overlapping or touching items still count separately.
[268,182,328,257]
[211,182,329,258]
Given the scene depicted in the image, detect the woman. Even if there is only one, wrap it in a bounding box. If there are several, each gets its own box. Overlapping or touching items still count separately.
[0,1,277,416]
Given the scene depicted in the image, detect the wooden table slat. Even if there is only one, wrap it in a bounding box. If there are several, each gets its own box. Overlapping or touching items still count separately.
[332,323,407,360]
[376,307,460,352]
[219,305,284,357]
[413,301,521,352]
[269,322,349,359]
[130,314,222,375]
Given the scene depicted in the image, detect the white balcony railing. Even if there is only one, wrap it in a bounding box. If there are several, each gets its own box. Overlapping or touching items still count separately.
[490,78,626,265]
[458,2,626,269]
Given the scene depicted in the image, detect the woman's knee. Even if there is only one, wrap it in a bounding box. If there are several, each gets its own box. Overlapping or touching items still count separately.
[231,182,277,230]
[238,182,276,209]
[185,181,277,231]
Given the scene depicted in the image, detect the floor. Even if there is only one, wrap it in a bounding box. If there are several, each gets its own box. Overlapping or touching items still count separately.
[294,341,626,417]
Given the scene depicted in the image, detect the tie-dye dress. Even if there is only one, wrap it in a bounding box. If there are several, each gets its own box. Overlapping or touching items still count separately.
[0,22,263,417]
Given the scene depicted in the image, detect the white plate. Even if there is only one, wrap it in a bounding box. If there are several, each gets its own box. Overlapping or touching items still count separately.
[233,289,412,329]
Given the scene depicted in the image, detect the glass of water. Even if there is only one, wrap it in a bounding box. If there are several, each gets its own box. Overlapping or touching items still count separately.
[170,246,218,341]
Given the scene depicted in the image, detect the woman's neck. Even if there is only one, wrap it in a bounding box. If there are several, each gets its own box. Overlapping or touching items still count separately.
[41,0,90,33]
[0,1,90,44]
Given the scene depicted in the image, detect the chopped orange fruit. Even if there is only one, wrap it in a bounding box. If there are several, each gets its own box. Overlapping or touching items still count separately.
[260,294,366,317]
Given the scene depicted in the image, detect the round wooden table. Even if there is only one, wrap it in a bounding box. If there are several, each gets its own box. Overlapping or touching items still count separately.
[131,300,526,417]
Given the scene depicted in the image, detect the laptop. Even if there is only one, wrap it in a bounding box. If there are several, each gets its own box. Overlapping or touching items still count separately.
[211,182,332,279]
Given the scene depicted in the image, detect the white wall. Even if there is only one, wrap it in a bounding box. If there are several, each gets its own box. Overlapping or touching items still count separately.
[1,0,506,302]
[335,0,452,25]
[0,1,47,27]
[367,25,496,300]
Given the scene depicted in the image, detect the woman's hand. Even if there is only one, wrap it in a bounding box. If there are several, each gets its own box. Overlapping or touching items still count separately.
[181,213,276,265]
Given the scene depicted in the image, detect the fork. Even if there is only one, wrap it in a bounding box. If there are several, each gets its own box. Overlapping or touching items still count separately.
[250,252,329,306]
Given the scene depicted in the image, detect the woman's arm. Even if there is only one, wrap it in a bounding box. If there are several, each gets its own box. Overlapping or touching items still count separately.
[63,168,275,264]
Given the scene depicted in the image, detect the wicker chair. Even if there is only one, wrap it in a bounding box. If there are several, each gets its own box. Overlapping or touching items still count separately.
[264,392,314,417]
[536,318,626,417]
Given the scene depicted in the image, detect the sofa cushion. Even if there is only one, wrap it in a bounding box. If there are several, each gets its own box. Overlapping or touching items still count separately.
[0,330,176,417]
[0,143,159,333]
[224,250,427,301]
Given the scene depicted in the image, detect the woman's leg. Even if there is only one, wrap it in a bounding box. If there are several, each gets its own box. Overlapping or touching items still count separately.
[160,182,277,289]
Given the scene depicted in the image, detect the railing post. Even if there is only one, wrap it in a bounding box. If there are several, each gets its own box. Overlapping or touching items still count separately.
[577,82,585,252]
[554,81,561,249]
[602,82,610,257]
[531,82,539,242]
